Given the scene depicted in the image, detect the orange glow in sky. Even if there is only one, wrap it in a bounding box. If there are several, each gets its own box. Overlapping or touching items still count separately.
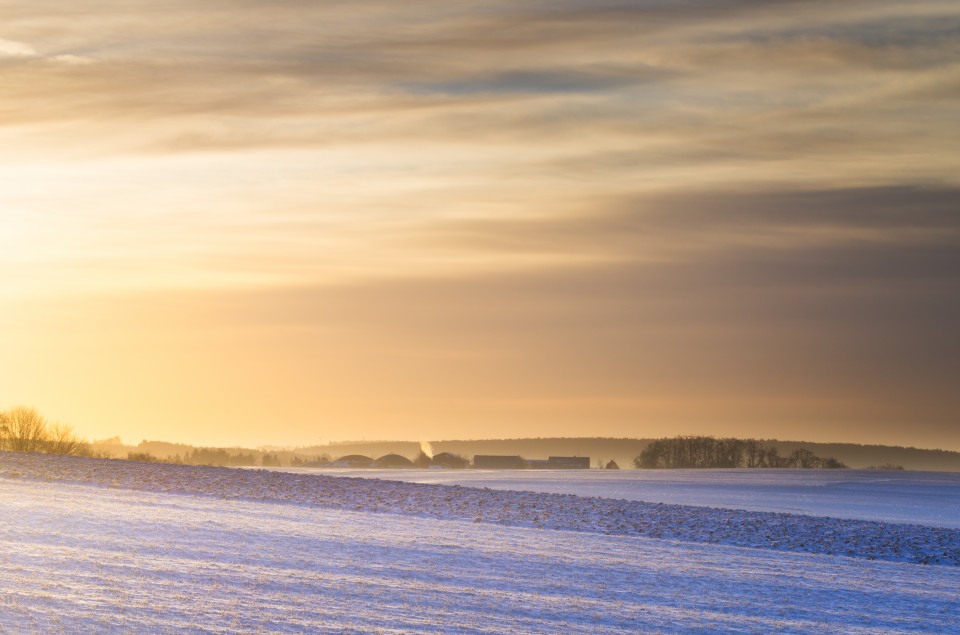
[2,1,958,448]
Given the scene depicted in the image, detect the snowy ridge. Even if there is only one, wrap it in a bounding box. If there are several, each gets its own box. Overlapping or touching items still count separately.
[3,451,958,566]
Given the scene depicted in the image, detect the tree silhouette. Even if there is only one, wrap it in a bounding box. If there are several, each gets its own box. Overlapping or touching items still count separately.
[0,406,89,456]
[634,436,845,469]
[1,406,48,452]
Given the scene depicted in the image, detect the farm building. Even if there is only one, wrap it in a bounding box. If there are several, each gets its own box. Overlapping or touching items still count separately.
[473,455,526,469]
[527,456,591,469]
[525,460,552,469]
[431,452,469,469]
[375,454,415,468]
[332,454,375,468]
[548,456,590,469]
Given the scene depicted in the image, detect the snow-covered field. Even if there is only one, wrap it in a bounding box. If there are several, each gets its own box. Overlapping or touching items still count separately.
[287,467,960,528]
[2,452,959,633]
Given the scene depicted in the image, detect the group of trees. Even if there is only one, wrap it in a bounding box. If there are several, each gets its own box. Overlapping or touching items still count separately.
[124,447,329,467]
[0,406,858,472]
[0,406,90,456]
[126,448,258,466]
[634,436,847,469]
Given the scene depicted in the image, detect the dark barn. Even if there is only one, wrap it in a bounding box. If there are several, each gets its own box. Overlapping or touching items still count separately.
[333,454,375,468]
[473,455,526,469]
[527,456,591,469]
[431,452,469,469]
[375,454,415,468]
[548,456,590,469]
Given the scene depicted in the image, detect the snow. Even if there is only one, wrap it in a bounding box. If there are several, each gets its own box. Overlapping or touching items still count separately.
[2,452,959,632]
[3,452,959,565]
[280,467,960,528]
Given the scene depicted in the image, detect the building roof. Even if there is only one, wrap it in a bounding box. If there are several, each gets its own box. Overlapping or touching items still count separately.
[474,455,526,469]
[432,451,469,467]
[335,454,374,464]
[375,453,414,467]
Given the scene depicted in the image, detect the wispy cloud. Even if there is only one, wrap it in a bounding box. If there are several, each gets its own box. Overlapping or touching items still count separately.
[0,36,94,65]
[0,37,36,56]
[49,54,93,65]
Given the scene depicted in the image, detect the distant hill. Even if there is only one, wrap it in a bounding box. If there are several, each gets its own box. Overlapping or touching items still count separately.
[299,438,960,472]
[89,436,960,472]
[761,440,960,472]
[298,438,648,469]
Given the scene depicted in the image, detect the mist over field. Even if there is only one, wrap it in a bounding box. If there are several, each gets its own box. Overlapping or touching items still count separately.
[85,434,960,473]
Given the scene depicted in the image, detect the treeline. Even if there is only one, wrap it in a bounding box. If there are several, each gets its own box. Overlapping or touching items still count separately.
[125,448,258,466]
[125,447,331,467]
[0,406,329,468]
[0,406,91,457]
[111,438,332,467]
[268,437,960,471]
[6,406,954,472]
[634,436,847,469]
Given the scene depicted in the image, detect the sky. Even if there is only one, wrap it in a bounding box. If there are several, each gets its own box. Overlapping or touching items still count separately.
[1,0,958,449]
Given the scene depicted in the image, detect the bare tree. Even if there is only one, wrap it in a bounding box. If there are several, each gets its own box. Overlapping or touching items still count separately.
[790,448,818,469]
[2,406,48,452]
[0,406,91,456]
[634,436,845,470]
[47,422,88,456]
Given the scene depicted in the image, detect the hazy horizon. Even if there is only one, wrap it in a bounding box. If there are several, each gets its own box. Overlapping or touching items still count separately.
[86,430,960,456]
[3,1,958,450]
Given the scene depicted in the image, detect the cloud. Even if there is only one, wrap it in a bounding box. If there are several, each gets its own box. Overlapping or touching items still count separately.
[49,214,955,445]
[49,54,93,65]
[0,38,36,57]
[411,186,960,262]
[403,66,671,96]
[2,0,959,445]
[1,0,957,186]
[0,36,93,67]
